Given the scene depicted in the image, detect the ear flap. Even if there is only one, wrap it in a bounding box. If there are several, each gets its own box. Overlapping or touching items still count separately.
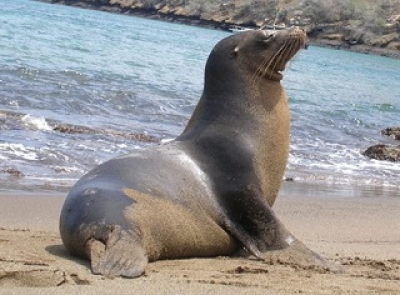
[230,46,240,59]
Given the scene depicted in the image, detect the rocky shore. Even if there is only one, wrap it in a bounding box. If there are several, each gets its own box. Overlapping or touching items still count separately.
[35,0,400,59]
[363,127,400,162]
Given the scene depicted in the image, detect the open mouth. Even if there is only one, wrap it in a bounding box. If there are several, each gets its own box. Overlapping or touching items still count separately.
[274,62,286,74]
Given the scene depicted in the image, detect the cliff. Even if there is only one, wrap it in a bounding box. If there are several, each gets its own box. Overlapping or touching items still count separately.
[37,0,400,58]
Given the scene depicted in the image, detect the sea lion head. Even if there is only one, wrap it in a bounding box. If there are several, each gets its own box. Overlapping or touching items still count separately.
[206,28,306,83]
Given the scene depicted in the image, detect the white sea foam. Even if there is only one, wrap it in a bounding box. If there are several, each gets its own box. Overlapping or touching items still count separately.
[161,138,174,144]
[0,143,38,161]
[21,114,52,131]
[287,143,400,188]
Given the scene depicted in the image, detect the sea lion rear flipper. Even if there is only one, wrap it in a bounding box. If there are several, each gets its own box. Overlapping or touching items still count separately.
[85,227,147,278]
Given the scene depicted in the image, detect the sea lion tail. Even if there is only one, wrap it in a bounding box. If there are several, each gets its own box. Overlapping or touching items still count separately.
[85,225,147,278]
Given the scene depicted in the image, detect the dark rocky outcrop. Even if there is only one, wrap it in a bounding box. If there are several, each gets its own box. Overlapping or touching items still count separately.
[363,127,400,162]
[363,144,400,162]
[381,127,400,140]
[52,124,158,142]
[0,168,25,178]
[0,110,158,143]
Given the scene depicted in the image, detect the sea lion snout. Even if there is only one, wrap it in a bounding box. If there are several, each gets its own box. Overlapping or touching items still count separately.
[290,27,307,47]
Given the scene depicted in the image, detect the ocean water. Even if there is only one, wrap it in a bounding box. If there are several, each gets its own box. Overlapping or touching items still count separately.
[0,0,399,194]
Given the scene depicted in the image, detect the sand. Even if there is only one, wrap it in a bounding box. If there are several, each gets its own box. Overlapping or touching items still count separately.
[0,183,399,294]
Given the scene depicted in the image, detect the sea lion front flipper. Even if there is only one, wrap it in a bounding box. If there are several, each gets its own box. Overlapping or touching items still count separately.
[85,227,147,278]
[258,233,343,273]
[224,191,342,272]
[255,215,343,273]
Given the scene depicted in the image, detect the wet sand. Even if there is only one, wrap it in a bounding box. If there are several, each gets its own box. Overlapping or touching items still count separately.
[0,183,399,294]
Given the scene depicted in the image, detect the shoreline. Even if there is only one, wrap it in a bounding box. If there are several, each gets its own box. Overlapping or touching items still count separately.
[33,0,400,60]
[1,184,399,293]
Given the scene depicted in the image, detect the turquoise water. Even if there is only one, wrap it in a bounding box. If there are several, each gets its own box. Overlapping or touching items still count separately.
[0,0,400,192]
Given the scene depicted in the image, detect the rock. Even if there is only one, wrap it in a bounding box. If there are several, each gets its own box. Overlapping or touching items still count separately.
[387,42,400,51]
[363,144,400,162]
[387,14,400,23]
[322,33,343,41]
[371,33,400,47]
[111,0,134,8]
[52,124,158,142]
[1,168,25,178]
[381,127,400,140]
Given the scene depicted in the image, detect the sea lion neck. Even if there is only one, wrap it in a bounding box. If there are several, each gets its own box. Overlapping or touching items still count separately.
[179,73,285,139]
[177,73,289,208]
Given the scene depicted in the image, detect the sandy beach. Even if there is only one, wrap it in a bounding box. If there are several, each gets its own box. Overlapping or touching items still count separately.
[0,183,399,294]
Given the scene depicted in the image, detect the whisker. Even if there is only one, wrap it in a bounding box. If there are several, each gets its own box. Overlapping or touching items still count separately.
[248,30,305,86]
[271,36,299,78]
[263,44,286,80]
[251,54,272,87]
[279,42,295,72]
[249,47,273,87]
[268,41,290,79]
[281,38,296,64]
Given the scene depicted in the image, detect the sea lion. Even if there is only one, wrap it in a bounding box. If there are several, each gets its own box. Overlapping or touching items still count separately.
[60,28,330,278]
